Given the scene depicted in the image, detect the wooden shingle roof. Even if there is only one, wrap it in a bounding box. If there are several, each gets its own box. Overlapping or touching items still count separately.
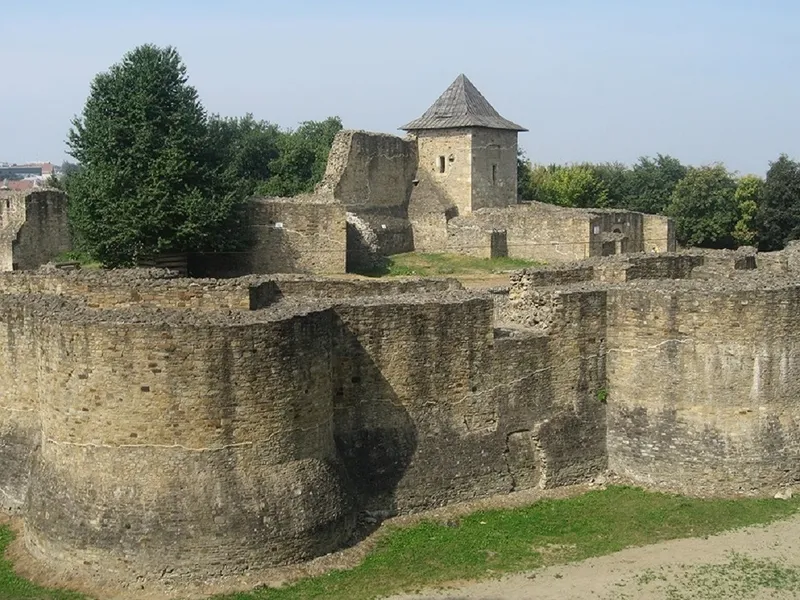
[400,74,527,132]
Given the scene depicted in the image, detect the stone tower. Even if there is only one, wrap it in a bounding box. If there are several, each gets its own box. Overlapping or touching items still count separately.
[401,74,527,215]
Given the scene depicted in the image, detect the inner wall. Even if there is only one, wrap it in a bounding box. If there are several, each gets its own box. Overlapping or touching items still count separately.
[606,286,800,494]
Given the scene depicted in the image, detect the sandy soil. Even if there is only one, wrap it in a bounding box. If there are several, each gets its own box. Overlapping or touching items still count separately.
[389,509,800,600]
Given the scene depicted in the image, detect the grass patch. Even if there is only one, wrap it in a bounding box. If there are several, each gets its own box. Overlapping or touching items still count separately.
[617,553,800,599]
[356,252,539,278]
[0,527,87,599]
[212,486,800,600]
[0,487,797,600]
[51,251,102,269]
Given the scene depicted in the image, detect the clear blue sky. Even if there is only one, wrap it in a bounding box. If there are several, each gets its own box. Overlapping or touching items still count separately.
[2,0,798,175]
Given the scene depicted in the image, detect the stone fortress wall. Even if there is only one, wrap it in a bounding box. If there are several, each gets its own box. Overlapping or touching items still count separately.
[303,129,677,271]
[2,243,800,594]
[0,267,604,591]
[0,190,71,272]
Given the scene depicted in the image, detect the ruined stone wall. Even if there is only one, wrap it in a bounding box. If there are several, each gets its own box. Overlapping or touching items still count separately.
[332,293,606,515]
[407,181,455,254]
[446,203,675,263]
[538,290,608,485]
[13,299,356,586]
[320,131,417,211]
[0,269,610,591]
[332,297,508,513]
[470,129,518,210]
[624,254,704,280]
[588,211,644,256]
[445,217,507,258]
[207,197,346,276]
[0,299,41,513]
[493,283,608,484]
[606,279,800,495]
[267,275,462,300]
[7,251,800,593]
[457,203,593,262]
[0,269,464,312]
[345,212,413,272]
[643,214,677,253]
[0,190,71,271]
[0,269,253,310]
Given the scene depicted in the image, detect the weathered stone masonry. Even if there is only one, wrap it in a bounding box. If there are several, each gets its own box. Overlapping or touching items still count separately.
[0,269,605,591]
[0,189,71,271]
[3,247,800,594]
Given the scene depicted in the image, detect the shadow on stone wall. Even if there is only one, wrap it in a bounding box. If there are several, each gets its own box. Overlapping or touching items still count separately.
[331,315,418,519]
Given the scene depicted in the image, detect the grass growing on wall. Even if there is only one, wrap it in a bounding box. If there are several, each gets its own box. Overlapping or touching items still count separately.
[358,252,539,277]
[1,487,798,600]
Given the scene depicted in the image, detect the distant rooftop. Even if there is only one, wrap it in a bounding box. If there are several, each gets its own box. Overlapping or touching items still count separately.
[400,74,527,132]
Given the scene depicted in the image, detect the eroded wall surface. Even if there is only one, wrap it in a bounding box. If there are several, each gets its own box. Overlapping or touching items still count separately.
[23,303,354,584]
[470,129,518,210]
[606,281,800,494]
[3,249,800,594]
[194,197,347,276]
[321,131,417,211]
[0,269,605,593]
[0,190,71,271]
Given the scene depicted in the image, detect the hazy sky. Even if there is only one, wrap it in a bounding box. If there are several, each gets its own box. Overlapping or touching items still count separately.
[3,0,798,174]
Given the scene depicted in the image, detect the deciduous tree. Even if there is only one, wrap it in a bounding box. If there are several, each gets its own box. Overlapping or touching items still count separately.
[626,154,687,214]
[665,164,738,248]
[67,44,243,266]
[732,175,763,247]
[258,117,343,197]
[756,155,800,251]
[525,164,609,208]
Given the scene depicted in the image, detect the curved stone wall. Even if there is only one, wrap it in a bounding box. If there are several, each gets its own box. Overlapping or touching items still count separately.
[606,282,800,494]
[15,301,355,584]
[0,301,42,512]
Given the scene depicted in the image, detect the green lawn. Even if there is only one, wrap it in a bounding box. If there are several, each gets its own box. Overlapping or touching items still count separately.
[356,252,539,277]
[0,527,86,600]
[51,251,102,269]
[216,486,799,600]
[1,487,798,600]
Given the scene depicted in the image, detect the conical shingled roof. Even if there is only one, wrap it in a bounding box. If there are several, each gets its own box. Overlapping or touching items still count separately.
[400,74,527,132]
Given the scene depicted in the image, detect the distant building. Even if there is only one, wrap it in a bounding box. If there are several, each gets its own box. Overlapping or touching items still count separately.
[0,163,54,179]
[0,165,42,178]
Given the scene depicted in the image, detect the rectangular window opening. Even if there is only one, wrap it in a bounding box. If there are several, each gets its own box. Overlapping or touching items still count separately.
[492,164,497,185]
[438,156,446,173]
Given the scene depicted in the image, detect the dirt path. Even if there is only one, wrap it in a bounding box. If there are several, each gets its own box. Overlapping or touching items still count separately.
[389,510,800,600]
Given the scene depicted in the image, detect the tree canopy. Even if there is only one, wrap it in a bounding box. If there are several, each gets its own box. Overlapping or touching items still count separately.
[665,164,738,248]
[67,44,243,266]
[524,164,609,208]
[65,44,342,267]
[755,155,800,251]
[732,175,762,247]
[625,154,687,214]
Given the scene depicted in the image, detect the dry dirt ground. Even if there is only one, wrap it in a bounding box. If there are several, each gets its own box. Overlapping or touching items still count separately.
[389,512,800,600]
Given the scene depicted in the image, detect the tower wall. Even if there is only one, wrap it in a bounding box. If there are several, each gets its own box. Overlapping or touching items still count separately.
[413,129,473,215]
[470,128,518,210]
